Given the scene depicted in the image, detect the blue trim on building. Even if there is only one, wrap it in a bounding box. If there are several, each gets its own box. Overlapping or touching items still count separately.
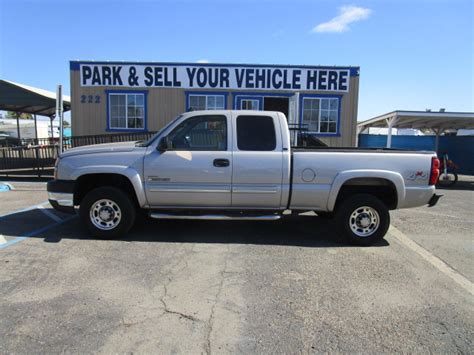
[70,60,360,76]
[105,90,148,132]
[70,61,81,70]
[299,94,343,137]
[184,91,229,111]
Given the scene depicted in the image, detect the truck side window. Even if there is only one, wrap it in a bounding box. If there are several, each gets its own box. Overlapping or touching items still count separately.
[237,115,276,151]
[167,115,227,151]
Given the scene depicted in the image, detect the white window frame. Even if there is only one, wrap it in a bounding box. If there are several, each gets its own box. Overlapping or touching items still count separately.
[188,94,225,111]
[108,93,146,130]
[240,99,260,110]
[302,97,339,134]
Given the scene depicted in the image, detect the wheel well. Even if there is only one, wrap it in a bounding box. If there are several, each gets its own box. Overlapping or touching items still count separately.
[335,178,398,210]
[74,173,138,206]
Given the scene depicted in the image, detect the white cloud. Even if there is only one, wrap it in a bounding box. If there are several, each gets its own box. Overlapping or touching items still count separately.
[312,5,372,33]
[196,59,210,63]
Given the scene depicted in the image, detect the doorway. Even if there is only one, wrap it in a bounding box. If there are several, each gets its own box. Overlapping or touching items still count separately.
[263,97,289,118]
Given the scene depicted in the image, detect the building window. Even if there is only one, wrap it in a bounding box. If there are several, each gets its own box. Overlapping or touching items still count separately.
[302,97,339,134]
[240,99,260,110]
[188,94,225,111]
[234,95,263,110]
[108,92,146,130]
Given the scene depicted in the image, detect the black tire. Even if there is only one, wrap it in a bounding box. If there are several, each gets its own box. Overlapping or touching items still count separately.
[437,171,458,187]
[335,193,390,246]
[80,186,136,238]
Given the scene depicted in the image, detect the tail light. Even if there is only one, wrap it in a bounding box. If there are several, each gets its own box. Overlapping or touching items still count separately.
[429,157,440,185]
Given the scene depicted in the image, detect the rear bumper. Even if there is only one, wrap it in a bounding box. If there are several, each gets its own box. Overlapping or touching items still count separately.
[47,180,76,214]
[401,185,436,208]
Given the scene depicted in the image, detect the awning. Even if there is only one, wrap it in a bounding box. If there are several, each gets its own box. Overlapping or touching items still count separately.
[0,79,70,117]
[358,110,474,149]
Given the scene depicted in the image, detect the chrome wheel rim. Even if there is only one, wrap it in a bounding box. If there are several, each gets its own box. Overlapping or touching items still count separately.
[90,199,122,230]
[349,206,380,237]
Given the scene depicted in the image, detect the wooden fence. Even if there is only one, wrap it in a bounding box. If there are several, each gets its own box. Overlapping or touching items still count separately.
[0,132,156,176]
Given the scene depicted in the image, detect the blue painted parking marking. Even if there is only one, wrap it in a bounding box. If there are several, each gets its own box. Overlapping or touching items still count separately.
[0,202,50,219]
[0,183,12,192]
[0,201,78,250]
[0,215,77,250]
[38,205,64,223]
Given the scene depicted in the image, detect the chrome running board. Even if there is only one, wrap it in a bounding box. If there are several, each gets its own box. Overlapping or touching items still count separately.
[149,213,281,221]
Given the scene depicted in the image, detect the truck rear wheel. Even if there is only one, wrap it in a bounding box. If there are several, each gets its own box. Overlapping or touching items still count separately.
[80,186,136,238]
[335,193,390,246]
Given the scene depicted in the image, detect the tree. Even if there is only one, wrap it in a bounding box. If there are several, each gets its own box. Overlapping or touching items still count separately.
[6,111,32,119]
[63,120,70,127]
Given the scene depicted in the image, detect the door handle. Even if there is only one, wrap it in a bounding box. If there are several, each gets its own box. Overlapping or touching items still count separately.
[213,159,230,167]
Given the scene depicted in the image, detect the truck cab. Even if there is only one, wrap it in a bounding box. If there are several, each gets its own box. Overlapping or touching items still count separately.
[143,110,290,209]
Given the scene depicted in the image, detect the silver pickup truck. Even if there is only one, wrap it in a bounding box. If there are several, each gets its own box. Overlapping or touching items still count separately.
[48,110,441,245]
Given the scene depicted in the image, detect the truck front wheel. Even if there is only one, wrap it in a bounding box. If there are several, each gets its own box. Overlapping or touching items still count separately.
[335,194,390,246]
[80,187,136,238]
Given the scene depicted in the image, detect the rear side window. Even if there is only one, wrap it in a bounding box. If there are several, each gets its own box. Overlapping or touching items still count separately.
[236,115,276,151]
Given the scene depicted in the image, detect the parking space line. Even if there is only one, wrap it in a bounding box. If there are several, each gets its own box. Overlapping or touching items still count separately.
[38,205,63,223]
[0,215,77,250]
[389,225,474,296]
[0,202,49,219]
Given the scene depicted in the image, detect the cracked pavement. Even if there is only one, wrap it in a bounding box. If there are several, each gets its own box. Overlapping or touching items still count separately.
[0,179,473,353]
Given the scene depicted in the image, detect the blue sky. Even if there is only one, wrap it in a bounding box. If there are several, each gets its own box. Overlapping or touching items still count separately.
[1,0,472,121]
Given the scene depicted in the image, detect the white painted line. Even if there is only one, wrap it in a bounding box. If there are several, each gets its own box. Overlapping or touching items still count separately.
[389,225,474,296]
[38,205,63,223]
[0,235,7,245]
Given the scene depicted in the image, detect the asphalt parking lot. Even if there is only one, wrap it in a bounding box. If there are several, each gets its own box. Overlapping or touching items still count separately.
[1,178,473,353]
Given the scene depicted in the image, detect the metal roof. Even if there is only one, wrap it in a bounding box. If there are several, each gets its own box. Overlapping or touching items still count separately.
[358,110,474,132]
[0,79,71,117]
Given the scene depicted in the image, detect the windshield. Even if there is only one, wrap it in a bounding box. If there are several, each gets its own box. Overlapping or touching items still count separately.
[137,114,184,147]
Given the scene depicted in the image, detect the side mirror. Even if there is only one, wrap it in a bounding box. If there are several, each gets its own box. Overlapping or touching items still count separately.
[158,137,168,153]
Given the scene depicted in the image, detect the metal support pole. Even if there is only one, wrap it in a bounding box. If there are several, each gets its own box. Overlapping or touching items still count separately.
[356,125,366,147]
[56,85,64,153]
[16,112,21,139]
[386,116,397,148]
[34,114,38,142]
[50,116,54,139]
[434,128,444,153]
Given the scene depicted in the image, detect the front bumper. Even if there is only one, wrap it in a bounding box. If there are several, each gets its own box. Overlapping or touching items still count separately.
[47,180,76,214]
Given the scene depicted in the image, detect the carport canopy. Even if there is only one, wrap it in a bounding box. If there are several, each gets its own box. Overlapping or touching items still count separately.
[358,110,474,150]
[0,79,71,139]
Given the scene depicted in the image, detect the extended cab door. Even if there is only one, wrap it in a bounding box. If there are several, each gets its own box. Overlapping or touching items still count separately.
[144,113,232,207]
[231,112,286,208]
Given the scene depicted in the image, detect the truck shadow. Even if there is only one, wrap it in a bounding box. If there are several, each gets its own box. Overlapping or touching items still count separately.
[21,210,388,248]
[0,209,389,248]
[436,179,474,191]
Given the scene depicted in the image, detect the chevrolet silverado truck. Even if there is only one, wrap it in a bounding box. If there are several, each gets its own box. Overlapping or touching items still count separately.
[47,110,441,245]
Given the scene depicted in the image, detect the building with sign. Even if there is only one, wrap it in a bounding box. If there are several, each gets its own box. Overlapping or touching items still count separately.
[70,61,360,146]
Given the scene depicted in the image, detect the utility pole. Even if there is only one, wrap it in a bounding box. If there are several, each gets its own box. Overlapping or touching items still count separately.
[56,85,64,153]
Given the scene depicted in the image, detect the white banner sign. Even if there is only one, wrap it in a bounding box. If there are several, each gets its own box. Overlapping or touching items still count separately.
[79,64,351,92]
